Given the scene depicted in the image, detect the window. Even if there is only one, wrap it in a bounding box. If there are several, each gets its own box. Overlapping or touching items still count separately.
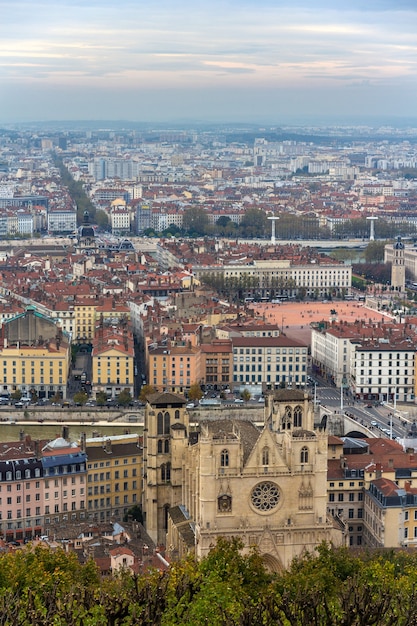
[220,449,229,468]
[338,493,344,502]
[294,405,302,427]
[329,493,335,502]
[262,447,269,466]
[300,447,309,464]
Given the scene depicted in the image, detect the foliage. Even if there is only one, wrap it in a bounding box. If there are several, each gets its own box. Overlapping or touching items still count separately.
[123,504,144,524]
[96,391,107,406]
[139,384,157,402]
[73,391,88,406]
[241,389,251,402]
[10,389,22,400]
[352,263,391,284]
[5,541,417,623]
[240,208,269,238]
[364,240,388,263]
[182,207,211,236]
[117,389,133,406]
[188,383,203,402]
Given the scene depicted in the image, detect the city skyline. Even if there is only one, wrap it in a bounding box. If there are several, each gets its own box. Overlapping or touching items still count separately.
[1,0,417,125]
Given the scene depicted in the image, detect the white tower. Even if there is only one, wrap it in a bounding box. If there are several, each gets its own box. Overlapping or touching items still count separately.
[268,216,279,244]
[366,216,378,241]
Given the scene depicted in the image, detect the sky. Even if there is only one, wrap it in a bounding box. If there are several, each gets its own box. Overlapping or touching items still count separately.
[1,0,417,125]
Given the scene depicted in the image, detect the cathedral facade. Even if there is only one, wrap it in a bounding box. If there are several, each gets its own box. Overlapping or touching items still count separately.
[142,389,345,570]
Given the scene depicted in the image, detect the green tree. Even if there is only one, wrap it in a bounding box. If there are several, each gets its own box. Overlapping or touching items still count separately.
[73,391,88,406]
[10,390,22,401]
[241,388,251,402]
[364,240,387,263]
[240,207,269,238]
[188,382,203,402]
[95,208,110,230]
[96,391,107,406]
[182,207,210,236]
[117,389,132,406]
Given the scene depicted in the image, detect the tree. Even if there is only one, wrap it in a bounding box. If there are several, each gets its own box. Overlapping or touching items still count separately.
[73,391,88,406]
[240,208,269,238]
[241,388,251,402]
[182,207,210,236]
[117,389,132,406]
[365,240,387,263]
[10,390,21,401]
[123,504,143,524]
[95,209,110,230]
[96,391,107,406]
[188,382,203,402]
[139,384,156,402]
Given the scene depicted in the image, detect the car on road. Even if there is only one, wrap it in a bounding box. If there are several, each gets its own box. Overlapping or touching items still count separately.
[371,420,378,427]
[234,398,244,404]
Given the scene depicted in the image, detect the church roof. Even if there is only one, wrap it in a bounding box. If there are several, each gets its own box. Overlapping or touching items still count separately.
[272,389,308,402]
[201,419,261,464]
[147,392,186,407]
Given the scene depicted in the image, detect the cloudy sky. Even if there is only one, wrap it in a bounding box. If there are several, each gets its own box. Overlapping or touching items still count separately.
[1,0,416,124]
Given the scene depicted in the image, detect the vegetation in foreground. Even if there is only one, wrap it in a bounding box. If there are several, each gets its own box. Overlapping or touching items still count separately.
[2,539,417,624]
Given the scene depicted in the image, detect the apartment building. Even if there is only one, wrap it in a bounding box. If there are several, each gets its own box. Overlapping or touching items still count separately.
[312,321,417,402]
[232,335,308,388]
[0,307,70,400]
[91,326,135,399]
[0,433,87,543]
[85,434,142,523]
[200,340,233,391]
[148,343,201,394]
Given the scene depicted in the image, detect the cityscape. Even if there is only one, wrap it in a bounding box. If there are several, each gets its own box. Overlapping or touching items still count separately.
[0,123,416,566]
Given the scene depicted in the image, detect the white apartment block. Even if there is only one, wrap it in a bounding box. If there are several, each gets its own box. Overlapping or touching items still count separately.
[47,210,77,234]
[110,209,131,233]
[232,336,308,387]
[312,326,416,402]
[193,259,352,298]
[311,328,352,387]
[352,343,415,403]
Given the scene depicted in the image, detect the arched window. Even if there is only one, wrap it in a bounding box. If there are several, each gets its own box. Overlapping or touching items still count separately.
[294,405,302,428]
[15,470,21,480]
[25,469,31,479]
[164,439,170,453]
[262,447,269,465]
[282,406,292,430]
[220,449,229,467]
[164,411,170,435]
[157,412,164,435]
[163,503,170,530]
[300,446,309,464]
[157,439,163,454]
[174,409,180,420]
[161,463,171,482]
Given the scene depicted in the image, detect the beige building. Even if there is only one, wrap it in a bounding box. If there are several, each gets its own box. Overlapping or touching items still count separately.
[143,389,345,569]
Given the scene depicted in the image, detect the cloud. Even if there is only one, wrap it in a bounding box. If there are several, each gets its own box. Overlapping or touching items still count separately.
[0,0,416,122]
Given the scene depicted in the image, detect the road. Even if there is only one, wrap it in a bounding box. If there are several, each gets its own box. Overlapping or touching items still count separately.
[313,383,410,441]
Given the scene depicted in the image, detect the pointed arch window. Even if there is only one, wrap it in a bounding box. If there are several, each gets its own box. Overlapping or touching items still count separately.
[174,409,180,420]
[164,411,170,435]
[157,439,163,454]
[294,405,302,428]
[157,412,164,435]
[220,449,229,467]
[161,462,171,482]
[300,446,309,464]
[282,406,292,430]
[262,447,269,466]
[164,439,170,453]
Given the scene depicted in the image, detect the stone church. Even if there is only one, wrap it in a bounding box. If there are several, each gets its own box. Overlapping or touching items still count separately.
[142,389,345,570]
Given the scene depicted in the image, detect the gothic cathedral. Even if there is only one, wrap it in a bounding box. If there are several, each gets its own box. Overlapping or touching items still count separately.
[142,389,345,570]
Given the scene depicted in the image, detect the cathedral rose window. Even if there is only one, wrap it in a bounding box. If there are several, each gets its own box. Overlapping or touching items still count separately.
[251,481,280,511]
